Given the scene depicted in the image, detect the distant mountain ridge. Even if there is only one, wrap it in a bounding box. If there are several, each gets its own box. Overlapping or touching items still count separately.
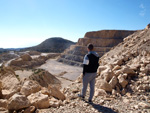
[24,37,76,53]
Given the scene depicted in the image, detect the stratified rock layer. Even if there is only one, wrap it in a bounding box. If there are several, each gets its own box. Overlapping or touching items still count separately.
[57,30,135,66]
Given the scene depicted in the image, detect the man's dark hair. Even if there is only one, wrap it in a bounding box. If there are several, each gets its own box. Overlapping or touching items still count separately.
[87,43,94,51]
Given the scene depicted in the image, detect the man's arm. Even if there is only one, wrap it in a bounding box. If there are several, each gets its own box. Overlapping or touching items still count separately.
[83,55,89,75]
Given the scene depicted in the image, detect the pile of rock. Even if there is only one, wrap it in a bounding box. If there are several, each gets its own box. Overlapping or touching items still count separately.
[0,52,19,64]
[8,53,55,69]
[29,69,61,88]
[95,24,150,96]
[0,67,66,113]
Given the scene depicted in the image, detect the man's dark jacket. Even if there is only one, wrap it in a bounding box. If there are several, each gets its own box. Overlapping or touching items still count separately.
[83,51,99,75]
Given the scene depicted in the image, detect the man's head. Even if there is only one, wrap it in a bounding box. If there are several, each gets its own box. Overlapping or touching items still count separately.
[87,43,94,51]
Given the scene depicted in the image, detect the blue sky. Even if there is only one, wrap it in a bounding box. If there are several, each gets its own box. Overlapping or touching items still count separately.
[0,0,150,48]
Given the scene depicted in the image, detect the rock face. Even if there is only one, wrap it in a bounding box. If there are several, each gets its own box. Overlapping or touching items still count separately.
[57,30,135,66]
[48,85,66,101]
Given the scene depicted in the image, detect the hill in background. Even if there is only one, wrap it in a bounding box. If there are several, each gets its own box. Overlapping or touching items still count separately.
[23,37,76,53]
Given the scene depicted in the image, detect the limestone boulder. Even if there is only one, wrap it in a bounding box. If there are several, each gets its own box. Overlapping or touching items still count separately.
[24,106,36,113]
[100,68,114,82]
[137,85,144,91]
[20,54,32,61]
[112,89,118,95]
[118,75,128,88]
[143,85,150,91]
[20,80,41,96]
[0,99,8,108]
[49,97,63,108]
[138,102,150,109]
[113,59,123,66]
[2,89,20,99]
[123,73,128,79]
[8,93,31,110]
[130,63,140,70]
[1,73,21,98]
[0,107,7,112]
[27,92,49,109]
[48,85,66,100]
[49,101,60,108]
[10,59,25,66]
[29,70,61,88]
[109,76,118,89]
[95,89,107,97]
[140,66,147,74]
[112,65,121,71]
[146,64,150,75]
[41,87,51,96]
[121,66,136,76]
[114,70,122,77]
[2,74,20,91]
[97,66,107,75]
[96,79,112,92]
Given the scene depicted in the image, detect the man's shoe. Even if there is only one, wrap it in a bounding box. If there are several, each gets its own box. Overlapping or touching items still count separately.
[78,94,85,99]
[88,100,92,103]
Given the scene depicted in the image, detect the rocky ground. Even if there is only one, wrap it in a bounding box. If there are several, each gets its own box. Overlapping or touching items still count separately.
[36,77,150,113]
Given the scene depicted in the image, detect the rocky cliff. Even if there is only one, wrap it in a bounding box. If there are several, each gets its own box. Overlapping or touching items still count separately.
[57,30,135,66]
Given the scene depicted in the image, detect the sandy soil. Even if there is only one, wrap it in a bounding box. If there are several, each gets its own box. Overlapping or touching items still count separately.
[39,58,82,88]
[39,59,82,81]
[15,70,33,80]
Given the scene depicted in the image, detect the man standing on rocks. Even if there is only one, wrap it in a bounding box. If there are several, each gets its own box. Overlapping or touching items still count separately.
[78,43,99,103]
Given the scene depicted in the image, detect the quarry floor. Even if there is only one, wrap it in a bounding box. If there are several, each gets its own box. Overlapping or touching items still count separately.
[15,58,82,89]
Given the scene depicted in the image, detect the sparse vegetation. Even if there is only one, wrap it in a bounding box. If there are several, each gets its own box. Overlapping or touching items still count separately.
[32,69,44,74]
[15,74,20,81]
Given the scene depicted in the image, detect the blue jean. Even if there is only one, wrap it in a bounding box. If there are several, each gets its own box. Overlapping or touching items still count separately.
[81,72,96,100]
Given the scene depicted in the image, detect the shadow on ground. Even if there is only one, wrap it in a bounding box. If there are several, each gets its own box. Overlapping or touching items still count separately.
[83,100,117,113]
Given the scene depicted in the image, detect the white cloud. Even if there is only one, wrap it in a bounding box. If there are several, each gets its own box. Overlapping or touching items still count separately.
[140,4,144,9]
[139,3,146,17]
